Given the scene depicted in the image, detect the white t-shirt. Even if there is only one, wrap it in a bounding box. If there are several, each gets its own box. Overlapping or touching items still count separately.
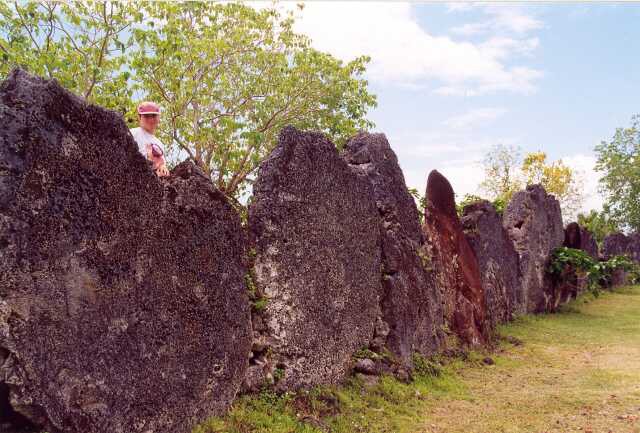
[130,127,164,158]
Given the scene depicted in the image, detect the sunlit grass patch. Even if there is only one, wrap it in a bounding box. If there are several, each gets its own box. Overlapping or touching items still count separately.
[193,286,640,433]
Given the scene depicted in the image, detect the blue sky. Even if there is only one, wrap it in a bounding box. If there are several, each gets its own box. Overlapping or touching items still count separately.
[285,2,640,218]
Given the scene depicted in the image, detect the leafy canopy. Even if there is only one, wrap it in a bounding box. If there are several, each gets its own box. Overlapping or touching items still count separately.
[479,144,584,220]
[595,114,640,232]
[1,1,377,198]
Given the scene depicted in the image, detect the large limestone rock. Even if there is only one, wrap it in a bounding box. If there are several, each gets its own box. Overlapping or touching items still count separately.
[602,232,630,259]
[422,170,486,345]
[558,222,599,299]
[247,127,383,390]
[503,184,564,313]
[461,200,520,327]
[627,233,640,262]
[564,222,599,259]
[602,232,633,287]
[343,133,443,365]
[0,70,251,433]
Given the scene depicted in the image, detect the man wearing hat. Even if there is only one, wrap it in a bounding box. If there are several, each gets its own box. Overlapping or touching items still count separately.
[130,101,170,177]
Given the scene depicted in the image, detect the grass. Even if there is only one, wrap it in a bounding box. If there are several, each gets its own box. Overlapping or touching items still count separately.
[194,286,640,433]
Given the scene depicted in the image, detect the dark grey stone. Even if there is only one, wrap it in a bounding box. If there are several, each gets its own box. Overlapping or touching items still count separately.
[0,69,251,433]
[503,184,564,313]
[343,133,443,366]
[462,200,520,327]
[247,126,383,391]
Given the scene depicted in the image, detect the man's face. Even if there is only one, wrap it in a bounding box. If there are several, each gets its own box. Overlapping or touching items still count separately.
[139,113,160,134]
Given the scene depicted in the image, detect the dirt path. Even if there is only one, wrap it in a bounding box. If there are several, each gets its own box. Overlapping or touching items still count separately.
[421,287,640,433]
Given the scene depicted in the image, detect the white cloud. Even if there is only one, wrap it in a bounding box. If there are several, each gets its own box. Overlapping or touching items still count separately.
[480,37,540,60]
[451,5,543,36]
[489,6,543,34]
[445,2,476,13]
[444,107,507,129]
[277,2,542,96]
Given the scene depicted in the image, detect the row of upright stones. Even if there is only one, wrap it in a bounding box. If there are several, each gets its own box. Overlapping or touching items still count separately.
[1,69,638,433]
[245,128,444,391]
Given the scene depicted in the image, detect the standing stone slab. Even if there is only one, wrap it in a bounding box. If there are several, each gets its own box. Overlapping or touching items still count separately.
[602,232,633,287]
[627,233,640,263]
[560,222,599,298]
[0,70,251,433]
[602,232,630,259]
[247,127,383,390]
[461,200,520,327]
[503,184,564,313]
[422,170,486,346]
[564,222,598,260]
[343,133,443,366]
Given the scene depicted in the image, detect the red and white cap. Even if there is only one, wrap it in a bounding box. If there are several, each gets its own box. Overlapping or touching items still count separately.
[137,101,161,115]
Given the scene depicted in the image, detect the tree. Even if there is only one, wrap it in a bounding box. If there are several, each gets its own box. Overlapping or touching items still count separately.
[1,1,376,198]
[478,145,584,219]
[521,152,583,219]
[0,1,136,112]
[479,144,522,205]
[595,115,640,232]
[577,209,619,246]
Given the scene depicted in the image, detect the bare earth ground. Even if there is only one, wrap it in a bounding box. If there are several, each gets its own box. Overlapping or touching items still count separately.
[421,286,640,433]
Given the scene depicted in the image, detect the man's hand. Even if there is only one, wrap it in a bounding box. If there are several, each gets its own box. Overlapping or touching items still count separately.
[156,163,170,177]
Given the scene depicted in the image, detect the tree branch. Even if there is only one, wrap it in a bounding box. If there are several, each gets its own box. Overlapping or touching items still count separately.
[14,2,42,53]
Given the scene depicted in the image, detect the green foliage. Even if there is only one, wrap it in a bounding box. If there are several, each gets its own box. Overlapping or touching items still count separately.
[130,1,375,196]
[252,297,268,312]
[0,1,137,113]
[245,255,267,312]
[576,209,619,246]
[193,359,469,433]
[407,187,427,223]
[549,247,639,295]
[492,196,507,215]
[273,367,285,383]
[411,353,442,378]
[454,194,505,217]
[353,347,379,360]
[455,193,483,216]
[1,1,376,198]
[521,152,583,218]
[595,114,640,232]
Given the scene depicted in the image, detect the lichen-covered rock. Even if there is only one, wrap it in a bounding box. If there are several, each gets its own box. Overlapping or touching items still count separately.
[559,222,599,298]
[627,233,640,263]
[602,232,633,287]
[0,69,251,433]
[422,170,486,345]
[601,232,630,259]
[503,184,564,313]
[247,127,383,390]
[564,222,598,259]
[461,200,519,327]
[343,133,443,365]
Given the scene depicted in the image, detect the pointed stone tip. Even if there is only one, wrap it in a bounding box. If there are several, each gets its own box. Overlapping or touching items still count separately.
[426,169,457,218]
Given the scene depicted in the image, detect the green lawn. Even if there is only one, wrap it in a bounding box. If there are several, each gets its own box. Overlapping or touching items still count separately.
[195,286,640,433]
